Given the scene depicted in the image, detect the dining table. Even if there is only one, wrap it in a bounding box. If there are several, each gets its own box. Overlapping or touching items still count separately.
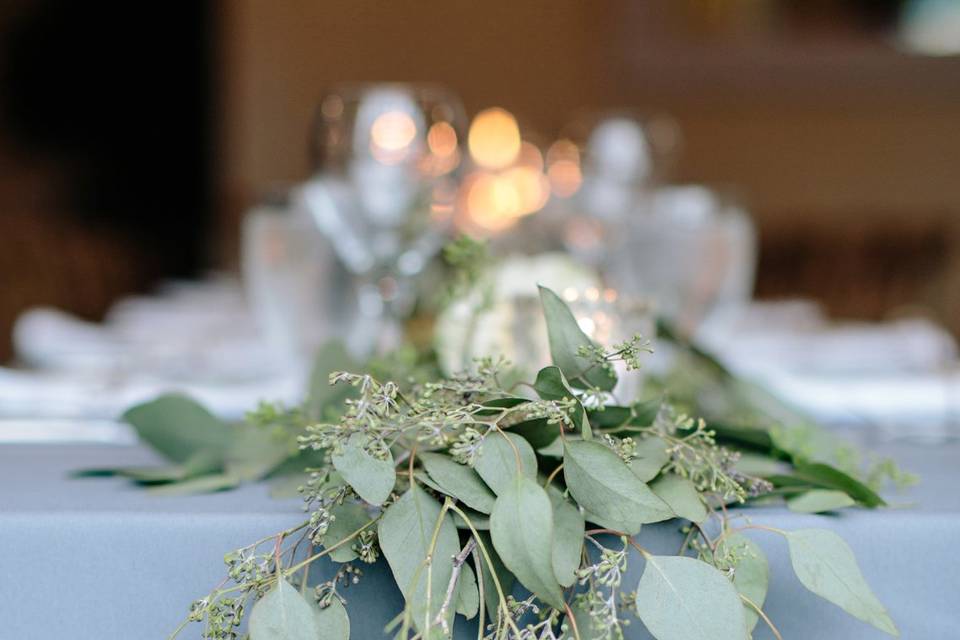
[1,430,957,639]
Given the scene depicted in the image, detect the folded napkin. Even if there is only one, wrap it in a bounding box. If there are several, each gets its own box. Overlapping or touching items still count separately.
[4,277,308,427]
[703,301,960,435]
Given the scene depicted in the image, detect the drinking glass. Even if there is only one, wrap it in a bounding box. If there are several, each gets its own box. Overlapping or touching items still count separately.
[295,83,467,355]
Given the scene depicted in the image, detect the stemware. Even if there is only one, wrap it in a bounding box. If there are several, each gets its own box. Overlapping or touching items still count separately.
[294,83,467,355]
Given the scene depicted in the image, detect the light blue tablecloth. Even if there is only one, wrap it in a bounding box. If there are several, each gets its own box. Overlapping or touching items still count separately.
[1,439,957,639]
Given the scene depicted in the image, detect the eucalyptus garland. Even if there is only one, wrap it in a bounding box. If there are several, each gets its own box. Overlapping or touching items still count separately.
[150,286,899,640]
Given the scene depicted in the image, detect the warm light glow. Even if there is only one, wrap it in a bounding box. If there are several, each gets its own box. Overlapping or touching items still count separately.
[427,122,458,158]
[370,110,417,163]
[468,108,521,170]
[547,138,579,165]
[548,161,582,198]
[546,139,582,197]
[516,141,544,171]
[464,173,521,232]
[502,166,550,216]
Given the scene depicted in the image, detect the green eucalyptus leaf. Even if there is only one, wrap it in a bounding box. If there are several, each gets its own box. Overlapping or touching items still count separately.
[791,463,885,508]
[313,596,350,640]
[145,472,240,496]
[511,418,561,450]
[476,531,514,625]
[547,486,585,588]
[629,398,662,427]
[112,465,188,484]
[111,451,222,485]
[248,579,320,640]
[455,561,480,620]
[123,394,231,464]
[734,452,784,477]
[306,341,359,421]
[453,509,490,530]
[650,474,707,523]
[787,489,856,513]
[628,437,671,482]
[225,424,290,482]
[586,405,632,429]
[533,365,590,439]
[323,501,373,562]
[563,440,672,534]
[716,532,769,632]
[378,485,459,636]
[785,528,898,636]
[332,433,396,505]
[538,285,617,392]
[475,431,537,495]
[537,437,566,459]
[490,474,565,609]
[420,452,496,514]
[476,397,530,417]
[635,555,746,640]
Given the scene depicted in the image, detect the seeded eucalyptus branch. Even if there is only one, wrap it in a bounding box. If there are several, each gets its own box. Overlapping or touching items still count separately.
[155,286,903,640]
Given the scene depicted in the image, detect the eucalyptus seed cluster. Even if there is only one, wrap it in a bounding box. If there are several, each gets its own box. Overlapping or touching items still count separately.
[186,592,247,640]
[600,434,638,463]
[352,530,379,563]
[223,549,272,585]
[576,333,653,376]
[315,564,363,606]
[573,538,631,640]
[484,596,563,640]
[301,357,526,464]
[654,409,761,503]
[450,427,485,465]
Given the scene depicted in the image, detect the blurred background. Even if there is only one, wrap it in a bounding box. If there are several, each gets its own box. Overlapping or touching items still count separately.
[2,0,959,363]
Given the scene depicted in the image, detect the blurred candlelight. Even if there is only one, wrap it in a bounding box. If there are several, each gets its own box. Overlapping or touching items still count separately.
[546,138,582,198]
[369,110,417,164]
[468,107,521,170]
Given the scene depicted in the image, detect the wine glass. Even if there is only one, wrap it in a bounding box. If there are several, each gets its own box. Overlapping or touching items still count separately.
[295,83,467,355]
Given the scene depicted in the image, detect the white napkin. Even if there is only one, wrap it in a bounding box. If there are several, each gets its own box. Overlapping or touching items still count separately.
[702,301,960,434]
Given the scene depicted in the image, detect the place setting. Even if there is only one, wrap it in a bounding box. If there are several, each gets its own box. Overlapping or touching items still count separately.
[1,4,959,639]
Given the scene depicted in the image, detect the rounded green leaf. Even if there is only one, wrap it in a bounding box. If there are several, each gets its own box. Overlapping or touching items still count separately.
[145,472,239,496]
[332,433,396,505]
[650,474,707,523]
[490,474,565,609]
[628,437,670,482]
[475,432,537,496]
[716,532,769,632]
[313,596,350,640]
[538,285,617,392]
[476,531,514,625]
[547,486,585,588]
[122,394,230,464]
[248,579,320,640]
[786,528,898,636]
[421,452,496,514]
[455,562,480,620]
[378,485,460,636]
[790,462,886,508]
[787,489,856,513]
[635,555,746,640]
[563,440,672,534]
[323,501,373,562]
